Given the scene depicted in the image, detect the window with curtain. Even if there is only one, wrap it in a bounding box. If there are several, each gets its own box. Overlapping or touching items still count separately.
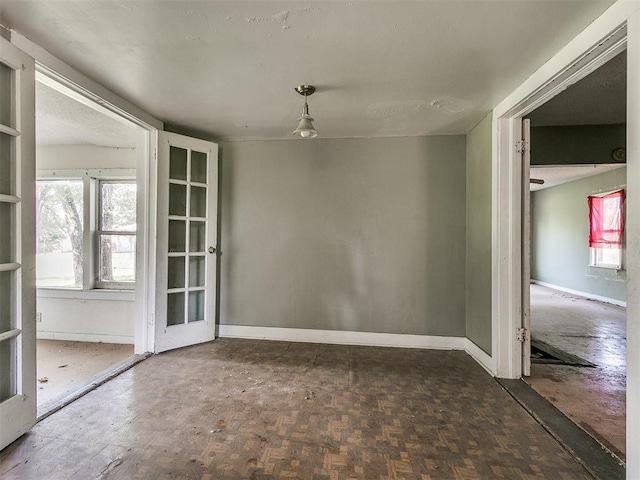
[588,189,625,269]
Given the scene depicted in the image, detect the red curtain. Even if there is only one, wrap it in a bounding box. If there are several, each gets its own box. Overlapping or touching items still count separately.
[588,189,625,248]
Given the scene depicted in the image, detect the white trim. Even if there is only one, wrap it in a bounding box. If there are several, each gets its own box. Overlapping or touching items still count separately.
[20,46,161,356]
[0,262,21,272]
[37,168,136,179]
[626,10,640,480]
[493,1,638,119]
[492,117,524,379]
[491,0,640,380]
[36,331,133,344]
[10,31,162,131]
[0,194,21,203]
[137,130,158,355]
[219,325,466,350]
[0,124,20,136]
[464,339,496,376]
[489,1,640,474]
[0,328,21,342]
[36,288,135,302]
[532,280,627,307]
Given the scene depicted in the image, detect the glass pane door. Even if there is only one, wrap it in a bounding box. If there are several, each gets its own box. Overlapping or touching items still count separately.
[0,37,36,451]
[155,132,218,352]
[167,146,207,325]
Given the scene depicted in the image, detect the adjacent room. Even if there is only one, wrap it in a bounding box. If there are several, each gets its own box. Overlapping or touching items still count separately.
[525,50,627,460]
[34,78,139,411]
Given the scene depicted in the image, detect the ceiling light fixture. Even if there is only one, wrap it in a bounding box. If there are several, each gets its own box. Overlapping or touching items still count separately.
[292,85,317,139]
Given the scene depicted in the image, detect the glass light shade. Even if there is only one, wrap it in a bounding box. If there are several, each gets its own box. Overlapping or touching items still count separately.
[293,115,317,138]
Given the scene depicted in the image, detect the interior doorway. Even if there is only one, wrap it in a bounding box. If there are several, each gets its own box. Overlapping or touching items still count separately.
[523,50,627,461]
[34,75,142,415]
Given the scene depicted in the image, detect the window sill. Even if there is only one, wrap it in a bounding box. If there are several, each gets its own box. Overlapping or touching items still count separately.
[36,288,135,302]
[588,264,623,271]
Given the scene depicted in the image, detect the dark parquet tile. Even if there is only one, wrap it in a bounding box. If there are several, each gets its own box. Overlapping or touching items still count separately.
[0,339,592,479]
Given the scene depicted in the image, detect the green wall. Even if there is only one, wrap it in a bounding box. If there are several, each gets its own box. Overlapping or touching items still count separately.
[530,124,625,165]
[465,114,493,354]
[531,167,627,301]
[218,136,467,337]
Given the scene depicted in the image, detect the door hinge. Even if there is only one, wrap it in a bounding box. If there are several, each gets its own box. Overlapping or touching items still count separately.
[516,327,529,342]
[515,140,529,154]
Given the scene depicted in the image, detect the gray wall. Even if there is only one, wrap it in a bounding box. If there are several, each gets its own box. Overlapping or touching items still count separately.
[465,114,493,354]
[530,124,625,165]
[531,167,627,301]
[218,136,467,337]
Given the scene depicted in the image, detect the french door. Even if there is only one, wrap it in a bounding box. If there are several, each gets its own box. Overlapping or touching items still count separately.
[154,132,218,352]
[0,37,36,450]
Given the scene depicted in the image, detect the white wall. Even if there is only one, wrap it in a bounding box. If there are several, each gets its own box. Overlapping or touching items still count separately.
[37,144,136,170]
[36,144,136,344]
[36,291,135,344]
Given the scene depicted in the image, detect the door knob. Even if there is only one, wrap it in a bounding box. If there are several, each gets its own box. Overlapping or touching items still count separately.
[208,246,216,254]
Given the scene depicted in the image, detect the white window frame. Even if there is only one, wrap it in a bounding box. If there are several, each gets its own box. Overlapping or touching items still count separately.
[35,178,85,289]
[95,179,137,290]
[590,246,623,270]
[588,189,625,271]
[36,169,136,294]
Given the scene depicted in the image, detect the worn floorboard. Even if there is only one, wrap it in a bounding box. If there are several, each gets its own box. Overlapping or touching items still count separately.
[498,378,624,480]
[1,339,594,479]
[36,340,135,406]
[528,284,626,458]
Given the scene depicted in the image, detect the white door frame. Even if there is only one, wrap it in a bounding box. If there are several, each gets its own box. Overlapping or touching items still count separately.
[9,32,164,355]
[33,68,160,355]
[491,1,640,477]
[491,1,633,379]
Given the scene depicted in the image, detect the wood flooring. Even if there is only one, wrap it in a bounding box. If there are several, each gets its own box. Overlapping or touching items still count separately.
[36,340,134,406]
[527,284,626,459]
[0,338,593,479]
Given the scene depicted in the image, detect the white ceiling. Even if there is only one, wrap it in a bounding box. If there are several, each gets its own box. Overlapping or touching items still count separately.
[0,0,617,142]
[36,81,138,147]
[530,164,625,192]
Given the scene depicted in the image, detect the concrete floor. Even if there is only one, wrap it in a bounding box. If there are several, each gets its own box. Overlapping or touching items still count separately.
[526,284,626,460]
[36,340,134,406]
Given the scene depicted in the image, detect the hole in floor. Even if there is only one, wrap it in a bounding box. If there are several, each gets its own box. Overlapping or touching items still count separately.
[531,339,596,367]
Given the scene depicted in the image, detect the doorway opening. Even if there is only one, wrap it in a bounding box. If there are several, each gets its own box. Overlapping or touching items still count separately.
[524,50,627,460]
[34,74,143,416]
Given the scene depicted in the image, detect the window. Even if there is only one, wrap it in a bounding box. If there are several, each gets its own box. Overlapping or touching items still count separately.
[36,180,84,288]
[588,189,625,269]
[36,176,136,290]
[97,181,137,287]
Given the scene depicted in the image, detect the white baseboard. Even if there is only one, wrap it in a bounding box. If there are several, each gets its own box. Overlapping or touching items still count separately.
[37,331,134,344]
[219,324,466,350]
[532,280,626,307]
[464,339,495,375]
[219,325,497,375]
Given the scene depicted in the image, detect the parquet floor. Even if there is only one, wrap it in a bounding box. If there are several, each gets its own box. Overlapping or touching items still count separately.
[0,339,592,479]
